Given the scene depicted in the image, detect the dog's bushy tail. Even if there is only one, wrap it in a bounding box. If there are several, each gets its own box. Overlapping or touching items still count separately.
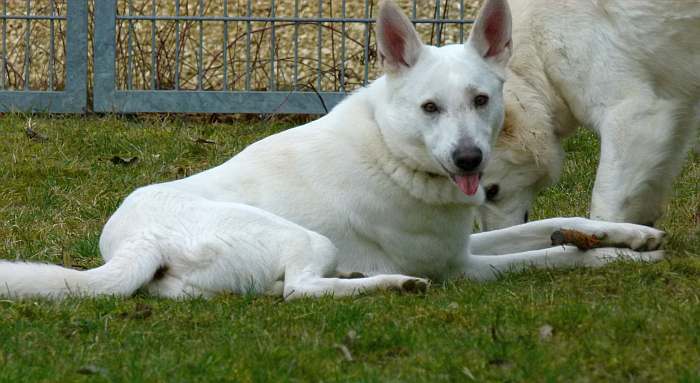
[0,252,160,299]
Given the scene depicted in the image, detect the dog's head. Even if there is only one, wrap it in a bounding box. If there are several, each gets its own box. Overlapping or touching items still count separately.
[373,0,512,201]
[477,78,565,230]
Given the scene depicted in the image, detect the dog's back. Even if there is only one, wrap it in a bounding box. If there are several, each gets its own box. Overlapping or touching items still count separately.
[510,0,700,101]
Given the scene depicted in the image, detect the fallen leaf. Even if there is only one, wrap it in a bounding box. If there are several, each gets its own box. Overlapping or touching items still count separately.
[171,166,193,179]
[462,367,476,380]
[334,343,353,362]
[132,303,153,319]
[118,303,153,319]
[110,156,139,166]
[539,324,554,341]
[193,137,217,145]
[77,364,108,376]
[25,119,48,142]
[488,358,514,370]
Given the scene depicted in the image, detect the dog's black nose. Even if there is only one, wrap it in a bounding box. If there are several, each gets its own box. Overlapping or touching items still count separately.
[452,146,483,172]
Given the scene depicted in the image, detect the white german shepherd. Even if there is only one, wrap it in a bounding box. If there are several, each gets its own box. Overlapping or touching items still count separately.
[479,0,700,230]
[0,0,665,300]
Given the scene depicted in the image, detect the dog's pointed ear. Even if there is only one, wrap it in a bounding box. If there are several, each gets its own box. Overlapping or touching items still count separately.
[468,0,512,70]
[376,0,423,74]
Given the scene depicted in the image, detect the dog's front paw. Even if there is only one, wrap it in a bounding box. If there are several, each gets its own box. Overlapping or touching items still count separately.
[565,220,666,251]
[594,223,666,251]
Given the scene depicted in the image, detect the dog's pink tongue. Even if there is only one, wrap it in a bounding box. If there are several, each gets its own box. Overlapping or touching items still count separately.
[454,174,480,196]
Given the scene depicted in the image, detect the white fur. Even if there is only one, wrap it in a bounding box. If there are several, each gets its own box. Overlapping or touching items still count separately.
[479,0,700,230]
[0,0,665,300]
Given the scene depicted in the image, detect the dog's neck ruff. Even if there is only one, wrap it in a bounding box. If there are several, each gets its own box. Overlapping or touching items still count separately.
[372,127,476,206]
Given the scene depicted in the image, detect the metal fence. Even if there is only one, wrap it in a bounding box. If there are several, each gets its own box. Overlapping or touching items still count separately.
[0,0,87,113]
[2,0,476,114]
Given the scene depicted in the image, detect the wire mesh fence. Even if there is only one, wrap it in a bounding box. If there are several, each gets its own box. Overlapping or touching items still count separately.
[0,0,67,91]
[112,0,482,93]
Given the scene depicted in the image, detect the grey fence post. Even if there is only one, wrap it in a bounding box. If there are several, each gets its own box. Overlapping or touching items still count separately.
[93,0,117,113]
[64,0,88,113]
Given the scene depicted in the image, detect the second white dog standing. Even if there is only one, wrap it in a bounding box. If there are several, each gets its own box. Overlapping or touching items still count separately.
[0,0,665,300]
[479,0,700,230]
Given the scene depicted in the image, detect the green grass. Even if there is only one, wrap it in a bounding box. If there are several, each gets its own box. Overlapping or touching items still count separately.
[0,114,698,382]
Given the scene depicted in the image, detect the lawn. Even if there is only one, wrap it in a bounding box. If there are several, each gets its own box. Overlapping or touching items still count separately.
[0,114,698,382]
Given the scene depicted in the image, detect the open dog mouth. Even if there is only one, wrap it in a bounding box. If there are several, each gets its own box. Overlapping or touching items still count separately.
[435,160,482,196]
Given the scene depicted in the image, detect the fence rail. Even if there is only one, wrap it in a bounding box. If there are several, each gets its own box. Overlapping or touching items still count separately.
[1,0,476,114]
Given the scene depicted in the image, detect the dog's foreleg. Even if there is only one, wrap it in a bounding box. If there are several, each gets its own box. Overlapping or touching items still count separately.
[590,95,696,225]
[462,246,664,281]
[469,217,665,255]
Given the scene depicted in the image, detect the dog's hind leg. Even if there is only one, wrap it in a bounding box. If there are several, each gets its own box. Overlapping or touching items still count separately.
[283,272,430,300]
[280,232,428,300]
[590,94,697,225]
[128,199,427,299]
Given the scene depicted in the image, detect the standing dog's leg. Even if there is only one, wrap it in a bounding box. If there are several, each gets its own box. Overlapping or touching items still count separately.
[469,217,665,255]
[590,93,697,225]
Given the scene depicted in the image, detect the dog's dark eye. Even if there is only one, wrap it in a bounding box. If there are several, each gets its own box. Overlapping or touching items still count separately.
[474,95,489,108]
[485,184,499,201]
[421,101,439,114]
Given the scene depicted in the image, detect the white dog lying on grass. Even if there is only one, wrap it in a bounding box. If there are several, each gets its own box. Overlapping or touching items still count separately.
[0,0,665,300]
[478,0,700,230]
